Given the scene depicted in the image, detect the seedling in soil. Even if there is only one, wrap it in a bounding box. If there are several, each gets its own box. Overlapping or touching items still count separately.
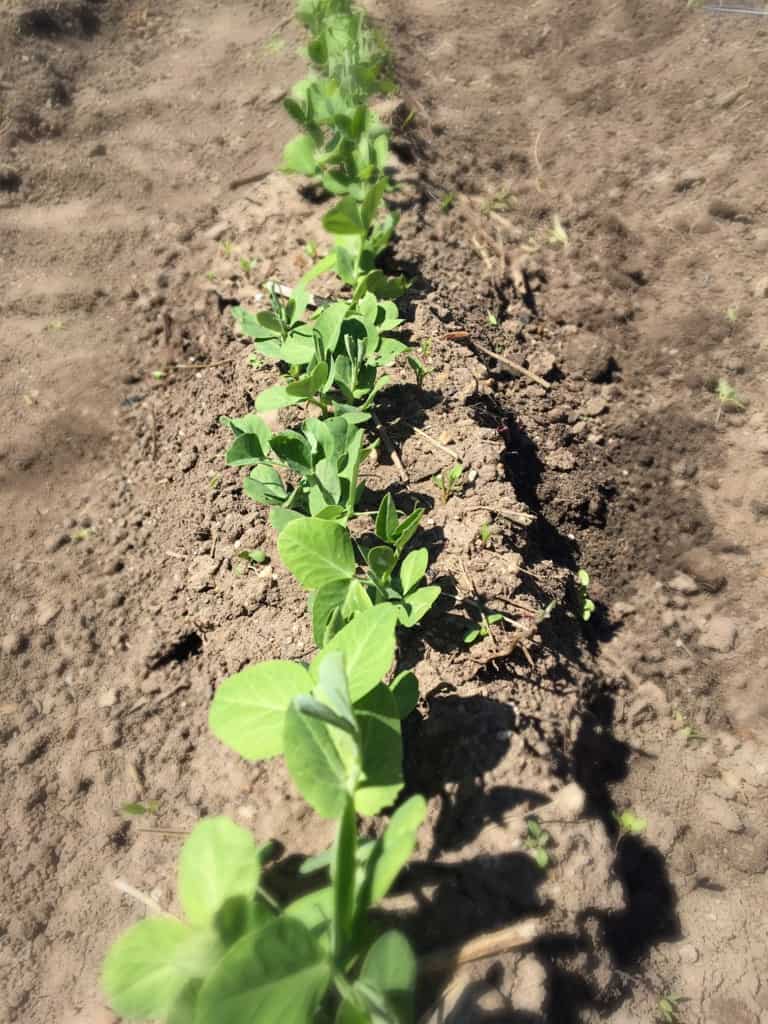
[407,353,432,388]
[440,191,456,212]
[305,240,318,259]
[151,370,167,380]
[725,305,738,324]
[71,527,94,542]
[481,189,514,215]
[478,522,492,547]
[220,239,234,258]
[658,994,688,1024]
[715,377,746,423]
[419,336,434,359]
[433,463,464,503]
[239,256,256,275]
[238,548,269,565]
[486,310,498,326]
[575,568,595,621]
[672,709,705,743]
[548,213,569,248]
[613,808,647,847]
[120,800,159,817]
[524,817,552,870]
[209,474,221,491]
[463,611,503,645]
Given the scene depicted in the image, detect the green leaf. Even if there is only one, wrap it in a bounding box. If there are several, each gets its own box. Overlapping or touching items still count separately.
[362,795,426,908]
[282,134,318,176]
[167,981,203,1024]
[269,507,304,534]
[284,701,350,818]
[333,797,357,959]
[312,604,398,702]
[375,494,398,544]
[315,649,357,732]
[283,886,333,948]
[398,549,428,595]
[102,918,198,1019]
[356,270,409,299]
[359,930,417,1023]
[179,818,262,928]
[226,433,269,467]
[213,894,274,948]
[398,585,440,628]
[323,195,365,235]
[255,385,303,412]
[279,517,356,589]
[391,671,419,719]
[354,684,403,817]
[243,464,288,506]
[270,431,313,474]
[286,361,329,400]
[209,661,313,760]
[367,544,396,580]
[360,178,389,230]
[194,918,331,1024]
[311,579,352,646]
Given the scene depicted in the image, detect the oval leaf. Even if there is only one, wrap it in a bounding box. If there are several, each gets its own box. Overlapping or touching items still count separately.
[209,661,313,760]
[102,918,195,1020]
[284,703,349,819]
[179,818,262,927]
[311,604,397,702]
[278,517,356,589]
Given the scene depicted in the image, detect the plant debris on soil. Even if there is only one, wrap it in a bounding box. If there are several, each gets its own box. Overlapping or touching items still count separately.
[1,1,768,1022]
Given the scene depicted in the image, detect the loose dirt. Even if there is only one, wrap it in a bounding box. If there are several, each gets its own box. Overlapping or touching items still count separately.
[1,1,767,1022]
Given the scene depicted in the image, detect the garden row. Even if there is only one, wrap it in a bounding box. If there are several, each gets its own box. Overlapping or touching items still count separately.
[102,3,507,1022]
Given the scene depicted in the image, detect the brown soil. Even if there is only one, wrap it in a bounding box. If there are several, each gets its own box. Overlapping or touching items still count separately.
[2,1,768,1022]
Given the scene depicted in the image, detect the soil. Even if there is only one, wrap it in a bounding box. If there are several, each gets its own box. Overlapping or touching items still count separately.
[1,1,768,1022]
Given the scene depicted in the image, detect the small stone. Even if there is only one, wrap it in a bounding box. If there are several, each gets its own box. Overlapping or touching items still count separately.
[708,198,751,223]
[1,631,27,656]
[678,943,699,964]
[545,782,586,821]
[698,792,742,832]
[35,602,61,628]
[730,832,768,875]
[752,275,768,299]
[156,271,170,289]
[89,143,107,157]
[528,350,557,378]
[700,615,737,653]
[545,450,576,471]
[561,330,616,382]
[205,221,229,241]
[668,572,699,596]
[679,547,726,593]
[180,450,198,473]
[187,555,220,592]
[751,499,768,520]
[584,396,608,418]
[97,689,117,709]
[44,532,69,554]
[754,227,768,253]
[673,170,705,193]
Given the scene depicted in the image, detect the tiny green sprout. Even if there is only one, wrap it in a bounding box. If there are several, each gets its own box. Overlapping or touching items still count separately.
[45,319,64,331]
[407,353,431,389]
[220,240,234,258]
[672,709,705,743]
[613,808,647,846]
[151,370,167,380]
[209,474,221,491]
[575,568,595,622]
[121,800,159,817]
[715,377,746,423]
[440,192,456,213]
[463,611,503,645]
[240,257,255,275]
[725,306,738,324]
[486,311,499,327]
[247,353,265,369]
[205,270,217,282]
[304,239,318,259]
[238,548,269,566]
[71,527,94,543]
[525,816,552,870]
[481,190,514,214]
[433,463,464,503]
[264,35,285,54]
[658,994,687,1024]
[402,108,416,128]
[548,214,569,248]
[478,522,491,547]
[419,336,434,359]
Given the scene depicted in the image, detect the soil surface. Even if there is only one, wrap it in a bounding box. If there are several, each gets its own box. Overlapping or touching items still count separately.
[2,2,768,1022]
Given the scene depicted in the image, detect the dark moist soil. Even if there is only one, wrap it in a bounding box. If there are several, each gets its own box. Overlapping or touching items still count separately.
[2,2,768,1023]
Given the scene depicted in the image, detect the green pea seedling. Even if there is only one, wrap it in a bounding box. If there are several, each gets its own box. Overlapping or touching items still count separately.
[524,817,552,870]
[463,611,502,645]
[613,808,647,848]
[433,463,464,503]
[575,568,595,621]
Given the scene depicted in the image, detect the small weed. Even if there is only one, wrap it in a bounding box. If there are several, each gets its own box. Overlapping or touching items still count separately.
[240,257,255,275]
[481,189,514,214]
[220,240,234,258]
[151,370,167,380]
[575,569,595,621]
[672,709,705,743]
[238,548,269,566]
[209,474,221,491]
[658,994,687,1024]
[463,611,502,645]
[548,213,569,248]
[44,319,64,331]
[715,377,746,423]
[613,808,647,847]
[486,310,498,326]
[121,800,159,817]
[419,336,434,359]
[402,108,416,128]
[433,463,464,503]
[205,270,217,282]
[440,191,456,213]
[305,239,318,259]
[247,353,265,369]
[478,522,491,547]
[525,817,552,870]
[71,527,94,543]
[407,353,431,388]
[725,306,738,324]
